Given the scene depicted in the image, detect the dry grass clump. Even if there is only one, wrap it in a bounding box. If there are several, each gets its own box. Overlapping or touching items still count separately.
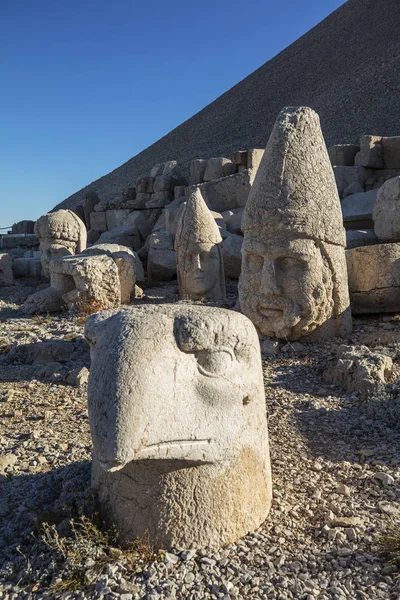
[37,515,160,593]
[376,515,400,568]
[72,298,108,324]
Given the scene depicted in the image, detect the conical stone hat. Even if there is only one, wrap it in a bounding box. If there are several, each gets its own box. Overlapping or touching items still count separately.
[243,106,346,247]
[175,188,222,250]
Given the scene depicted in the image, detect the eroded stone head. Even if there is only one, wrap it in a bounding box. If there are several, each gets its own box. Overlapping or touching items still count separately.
[175,188,225,301]
[35,209,87,277]
[239,106,352,341]
[85,304,266,470]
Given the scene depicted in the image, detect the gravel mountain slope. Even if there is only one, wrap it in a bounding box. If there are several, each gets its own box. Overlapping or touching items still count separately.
[55,0,400,211]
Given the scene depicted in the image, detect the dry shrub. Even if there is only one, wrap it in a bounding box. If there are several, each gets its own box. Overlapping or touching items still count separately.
[39,515,160,593]
[377,515,400,567]
[72,297,108,324]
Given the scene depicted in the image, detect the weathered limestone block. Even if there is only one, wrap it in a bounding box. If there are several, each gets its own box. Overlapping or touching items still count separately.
[90,212,107,232]
[87,229,100,244]
[226,209,244,235]
[81,191,99,228]
[222,234,243,279]
[135,193,151,207]
[346,230,377,249]
[147,230,176,281]
[97,226,142,250]
[346,244,400,313]
[175,188,225,301]
[190,159,207,185]
[355,135,384,169]
[35,210,87,277]
[382,136,400,169]
[82,244,137,303]
[231,150,248,167]
[247,149,265,171]
[150,160,180,179]
[94,201,108,212]
[174,186,186,200]
[328,144,360,167]
[0,253,14,286]
[22,285,66,314]
[105,209,132,231]
[0,234,38,250]
[126,211,152,243]
[343,181,364,198]
[239,106,352,341]
[12,257,43,279]
[373,176,400,241]
[342,189,378,230]
[146,191,173,208]
[333,166,371,198]
[154,174,186,193]
[136,177,154,194]
[323,345,393,399]
[203,157,237,182]
[165,197,186,239]
[50,255,121,310]
[11,221,35,234]
[195,170,252,212]
[85,304,272,549]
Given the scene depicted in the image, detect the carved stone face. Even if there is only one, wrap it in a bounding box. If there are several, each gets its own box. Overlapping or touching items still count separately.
[85,305,266,471]
[39,240,76,276]
[181,241,221,298]
[240,236,333,340]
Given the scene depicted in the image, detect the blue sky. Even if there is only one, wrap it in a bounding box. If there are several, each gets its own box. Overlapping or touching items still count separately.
[0,0,346,228]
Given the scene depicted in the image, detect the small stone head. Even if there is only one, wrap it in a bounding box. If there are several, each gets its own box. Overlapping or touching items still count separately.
[35,209,87,277]
[175,189,225,301]
[85,305,267,471]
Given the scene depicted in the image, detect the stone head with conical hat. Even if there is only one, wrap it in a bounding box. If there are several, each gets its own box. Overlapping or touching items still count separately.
[239,106,352,341]
[175,188,225,301]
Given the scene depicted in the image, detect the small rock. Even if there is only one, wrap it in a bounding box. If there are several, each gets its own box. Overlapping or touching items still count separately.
[374,472,394,486]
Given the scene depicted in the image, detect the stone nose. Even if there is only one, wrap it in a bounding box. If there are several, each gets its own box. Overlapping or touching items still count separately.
[193,253,202,271]
[260,259,280,295]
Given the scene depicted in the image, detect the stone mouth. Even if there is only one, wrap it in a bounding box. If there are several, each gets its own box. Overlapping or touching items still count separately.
[258,305,284,317]
[100,439,213,471]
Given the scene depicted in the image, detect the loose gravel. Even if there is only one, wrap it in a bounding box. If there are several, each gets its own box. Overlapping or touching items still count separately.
[1,279,400,599]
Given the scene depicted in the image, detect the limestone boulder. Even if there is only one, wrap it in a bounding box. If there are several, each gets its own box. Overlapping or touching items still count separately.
[346,243,400,313]
[222,234,243,279]
[382,136,400,169]
[82,244,137,303]
[97,226,142,250]
[0,253,14,286]
[90,212,107,232]
[341,189,378,230]
[22,286,66,314]
[373,176,400,241]
[328,144,359,166]
[125,211,152,243]
[355,135,384,168]
[85,304,272,549]
[165,197,186,239]
[203,157,237,182]
[50,254,121,310]
[195,171,252,212]
[226,209,244,235]
[333,166,371,198]
[136,177,154,194]
[12,257,43,279]
[189,159,207,185]
[323,345,393,399]
[147,231,176,281]
[346,229,377,249]
[105,209,132,231]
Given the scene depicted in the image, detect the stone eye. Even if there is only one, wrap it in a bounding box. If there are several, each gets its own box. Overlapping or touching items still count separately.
[195,349,233,377]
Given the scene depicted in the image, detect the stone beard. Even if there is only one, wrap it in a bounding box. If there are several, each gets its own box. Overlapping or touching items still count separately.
[239,233,338,340]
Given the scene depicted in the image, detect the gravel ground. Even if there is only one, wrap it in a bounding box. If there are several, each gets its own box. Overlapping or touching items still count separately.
[1,279,400,599]
[56,0,400,213]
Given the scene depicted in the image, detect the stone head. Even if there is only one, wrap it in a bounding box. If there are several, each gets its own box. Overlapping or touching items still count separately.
[85,305,267,471]
[239,106,351,341]
[35,209,87,277]
[175,188,225,301]
[240,233,334,339]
